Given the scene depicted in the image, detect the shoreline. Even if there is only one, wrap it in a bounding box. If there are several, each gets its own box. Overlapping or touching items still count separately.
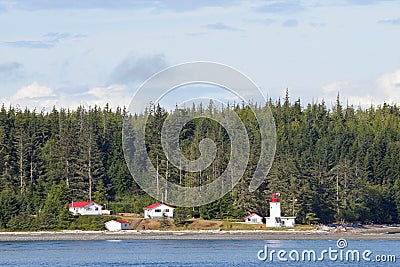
[1,229,400,242]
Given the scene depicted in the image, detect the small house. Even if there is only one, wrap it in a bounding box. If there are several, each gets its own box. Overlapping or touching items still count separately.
[105,220,130,231]
[69,201,103,216]
[244,213,263,224]
[144,203,174,218]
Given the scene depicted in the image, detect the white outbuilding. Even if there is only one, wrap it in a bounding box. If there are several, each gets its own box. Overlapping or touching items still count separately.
[144,203,174,218]
[244,213,263,224]
[105,220,130,231]
[69,201,103,216]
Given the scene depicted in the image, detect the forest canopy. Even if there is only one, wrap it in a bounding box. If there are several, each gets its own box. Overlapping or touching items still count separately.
[0,93,400,230]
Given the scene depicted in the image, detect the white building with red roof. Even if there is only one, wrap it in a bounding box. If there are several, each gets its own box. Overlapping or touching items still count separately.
[69,201,103,216]
[244,213,263,224]
[105,219,130,231]
[265,193,296,228]
[144,203,174,218]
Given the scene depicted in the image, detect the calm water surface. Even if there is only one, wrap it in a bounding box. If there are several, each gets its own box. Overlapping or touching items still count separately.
[0,239,399,266]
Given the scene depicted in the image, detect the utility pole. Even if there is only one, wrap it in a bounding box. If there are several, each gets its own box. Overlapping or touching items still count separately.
[156,154,159,198]
[336,172,340,218]
[165,159,168,202]
[179,156,182,185]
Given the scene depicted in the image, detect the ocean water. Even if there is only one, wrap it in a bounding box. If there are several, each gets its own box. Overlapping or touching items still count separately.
[0,239,399,266]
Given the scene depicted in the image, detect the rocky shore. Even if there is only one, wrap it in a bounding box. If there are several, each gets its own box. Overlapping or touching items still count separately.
[1,226,400,242]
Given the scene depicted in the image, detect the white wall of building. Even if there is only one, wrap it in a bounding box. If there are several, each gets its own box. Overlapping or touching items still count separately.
[105,220,130,231]
[281,217,296,227]
[266,217,296,228]
[69,203,103,216]
[266,217,282,227]
[269,202,281,218]
[144,204,174,218]
[244,214,263,224]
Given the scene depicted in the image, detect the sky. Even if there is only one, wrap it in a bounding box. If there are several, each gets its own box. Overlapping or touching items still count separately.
[0,0,400,111]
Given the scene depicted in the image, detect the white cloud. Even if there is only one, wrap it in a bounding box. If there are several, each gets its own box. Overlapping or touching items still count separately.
[321,80,376,107]
[1,82,132,111]
[320,69,400,107]
[1,82,57,110]
[82,84,131,108]
[322,81,351,95]
[377,69,400,103]
[3,69,400,112]
[13,82,55,99]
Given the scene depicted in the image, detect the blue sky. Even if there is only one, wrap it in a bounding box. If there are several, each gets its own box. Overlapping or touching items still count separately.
[0,0,399,110]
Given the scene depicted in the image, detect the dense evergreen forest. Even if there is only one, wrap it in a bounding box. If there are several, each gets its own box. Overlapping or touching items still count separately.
[1,93,400,230]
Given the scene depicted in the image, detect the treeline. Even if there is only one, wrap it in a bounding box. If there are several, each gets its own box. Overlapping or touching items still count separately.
[0,93,400,230]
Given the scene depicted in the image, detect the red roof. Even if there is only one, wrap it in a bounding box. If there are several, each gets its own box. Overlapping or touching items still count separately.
[69,201,93,208]
[144,203,174,210]
[245,212,262,219]
[115,220,129,224]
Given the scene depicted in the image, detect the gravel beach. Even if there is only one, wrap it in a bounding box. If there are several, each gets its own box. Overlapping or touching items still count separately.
[1,228,400,242]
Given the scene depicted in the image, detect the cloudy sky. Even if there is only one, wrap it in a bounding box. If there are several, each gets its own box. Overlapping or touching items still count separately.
[0,0,399,111]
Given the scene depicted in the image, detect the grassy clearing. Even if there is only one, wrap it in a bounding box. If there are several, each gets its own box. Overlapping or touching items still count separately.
[116,217,316,231]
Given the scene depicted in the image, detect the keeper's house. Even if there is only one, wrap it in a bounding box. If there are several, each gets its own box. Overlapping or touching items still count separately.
[244,213,263,224]
[69,201,103,216]
[144,203,174,218]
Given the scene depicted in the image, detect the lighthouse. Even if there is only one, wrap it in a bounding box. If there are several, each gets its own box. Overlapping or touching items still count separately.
[270,193,281,219]
[265,193,296,228]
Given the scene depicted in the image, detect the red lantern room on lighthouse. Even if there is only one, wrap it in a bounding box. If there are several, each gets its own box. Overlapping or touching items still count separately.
[271,193,280,202]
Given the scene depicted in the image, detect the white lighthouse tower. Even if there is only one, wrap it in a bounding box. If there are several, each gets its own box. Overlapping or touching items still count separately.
[269,193,281,219]
[265,193,296,228]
